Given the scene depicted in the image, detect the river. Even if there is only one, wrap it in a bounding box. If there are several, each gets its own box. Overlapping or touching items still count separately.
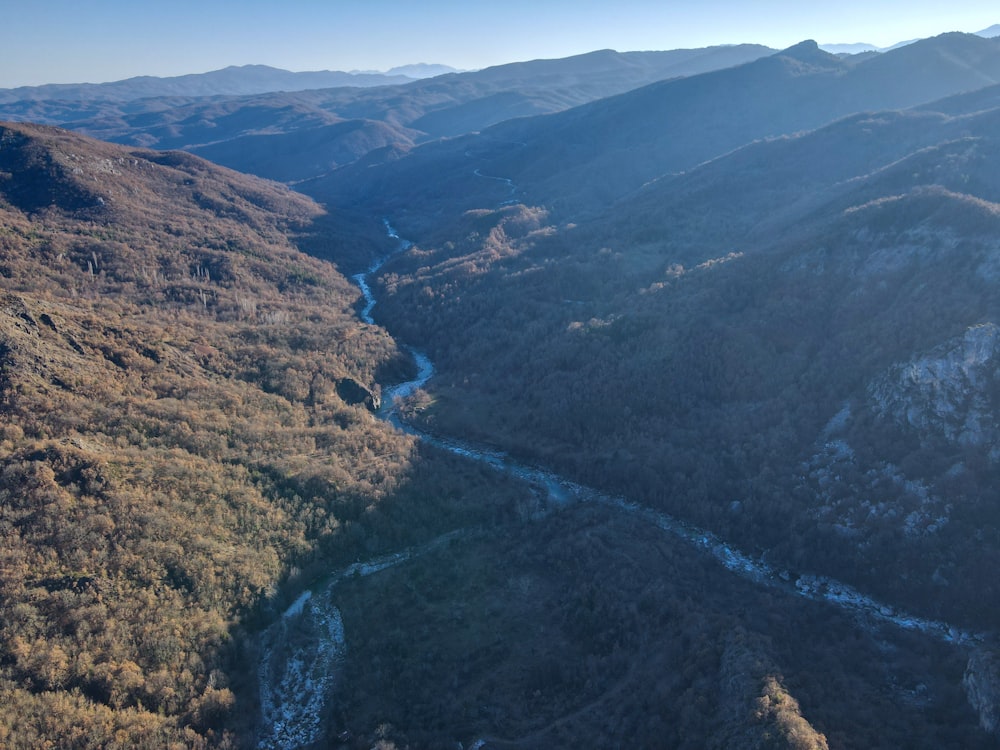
[257,219,982,748]
[360,221,981,647]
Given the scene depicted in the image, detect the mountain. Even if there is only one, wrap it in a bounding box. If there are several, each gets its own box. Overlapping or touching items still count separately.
[820,42,880,54]
[309,33,1000,227]
[309,31,1000,745]
[0,64,414,104]
[385,63,460,78]
[0,121,525,747]
[352,57,1000,641]
[978,24,1000,38]
[190,117,421,184]
[8,30,1000,747]
[280,73,1000,743]
[4,122,982,750]
[0,45,775,185]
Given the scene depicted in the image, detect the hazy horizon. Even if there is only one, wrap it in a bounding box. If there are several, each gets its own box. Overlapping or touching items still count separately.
[1,0,997,89]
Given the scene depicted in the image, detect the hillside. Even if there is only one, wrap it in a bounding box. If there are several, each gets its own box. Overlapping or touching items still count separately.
[310,33,1000,229]
[224,33,1000,740]
[0,122,529,747]
[330,501,990,749]
[355,50,1000,640]
[8,28,1000,749]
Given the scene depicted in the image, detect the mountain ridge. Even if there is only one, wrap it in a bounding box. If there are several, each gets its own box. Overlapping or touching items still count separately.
[0,45,776,185]
[307,32,1000,230]
[0,64,417,104]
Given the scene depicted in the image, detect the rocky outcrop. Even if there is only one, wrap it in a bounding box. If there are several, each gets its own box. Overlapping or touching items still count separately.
[257,590,346,750]
[336,377,380,411]
[869,323,1000,452]
[964,647,1000,734]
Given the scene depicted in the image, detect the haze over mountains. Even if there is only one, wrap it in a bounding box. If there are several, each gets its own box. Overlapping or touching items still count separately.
[311,33,1000,222]
[0,45,774,183]
[5,24,1000,749]
[821,22,1000,53]
[0,65,423,105]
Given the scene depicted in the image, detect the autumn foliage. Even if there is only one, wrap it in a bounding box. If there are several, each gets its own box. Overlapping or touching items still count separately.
[0,122,517,747]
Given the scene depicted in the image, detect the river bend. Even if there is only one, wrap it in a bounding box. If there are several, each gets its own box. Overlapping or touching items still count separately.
[361,221,982,647]
[258,219,982,748]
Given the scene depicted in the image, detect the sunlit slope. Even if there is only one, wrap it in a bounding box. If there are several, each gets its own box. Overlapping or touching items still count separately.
[0,121,521,747]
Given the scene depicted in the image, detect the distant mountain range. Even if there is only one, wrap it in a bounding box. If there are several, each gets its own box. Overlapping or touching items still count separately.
[0,64,418,104]
[822,22,1000,54]
[384,63,462,78]
[0,45,775,183]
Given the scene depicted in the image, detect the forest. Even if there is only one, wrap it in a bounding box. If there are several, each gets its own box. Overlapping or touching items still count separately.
[5,32,1000,749]
[0,123,530,747]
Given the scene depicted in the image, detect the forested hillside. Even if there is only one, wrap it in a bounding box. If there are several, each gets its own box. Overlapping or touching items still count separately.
[0,122,527,747]
[7,29,1000,750]
[311,33,1000,229]
[365,66,1000,634]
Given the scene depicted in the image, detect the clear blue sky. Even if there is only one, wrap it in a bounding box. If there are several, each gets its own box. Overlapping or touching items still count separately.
[1,0,997,88]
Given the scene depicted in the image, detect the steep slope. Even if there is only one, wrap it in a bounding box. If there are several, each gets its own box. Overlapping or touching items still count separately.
[569,99,1000,267]
[310,33,1000,227]
[362,78,1000,635]
[0,122,525,747]
[59,92,350,150]
[330,503,987,748]
[189,118,420,183]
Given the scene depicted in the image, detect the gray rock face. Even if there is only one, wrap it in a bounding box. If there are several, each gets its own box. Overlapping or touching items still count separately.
[869,323,1000,451]
[805,324,1000,540]
[964,648,1000,734]
[257,590,346,750]
[335,377,381,411]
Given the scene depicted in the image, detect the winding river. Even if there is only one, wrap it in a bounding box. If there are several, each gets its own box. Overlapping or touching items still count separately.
[259,219,982,748]
[473,168,519,205]
[361,221,982,647]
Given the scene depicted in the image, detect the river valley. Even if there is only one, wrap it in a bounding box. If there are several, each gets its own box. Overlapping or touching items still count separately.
[257,220,986,748]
